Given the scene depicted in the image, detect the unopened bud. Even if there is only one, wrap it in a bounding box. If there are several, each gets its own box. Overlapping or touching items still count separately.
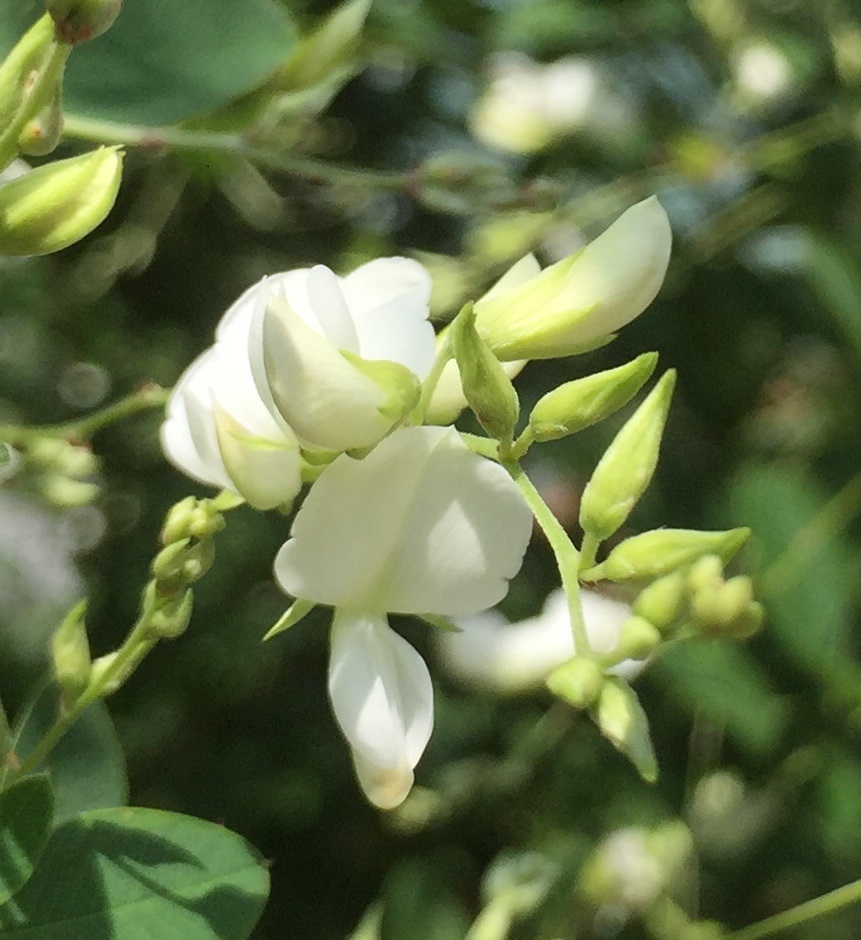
[687,554,723,593]
[18,87,63,156]
[452,302,519,447]
[727,600,765,640]
[597,528,750,582]
[579,370,676,541]
[632,571,687,632]
[160,496,198,545]
[0,16,55,133]
[691,575,754,632]
[546,657,604,708]
[0,146,122,256]
[150,589,193,639]
[593,677,657,782]
[48,0,123,43]
[615,616,662,660]
[281,0,371,90]
[51,599,91,701]
[528,352,658,443]
[151,539,191,586]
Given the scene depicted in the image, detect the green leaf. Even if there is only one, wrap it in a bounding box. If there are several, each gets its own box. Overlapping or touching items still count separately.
[14,683,127,824]
[0,806,270,938]
[0,775,53,905]
[0,0,296,125]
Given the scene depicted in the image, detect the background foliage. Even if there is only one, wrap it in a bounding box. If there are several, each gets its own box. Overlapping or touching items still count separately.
[3,0,861,936]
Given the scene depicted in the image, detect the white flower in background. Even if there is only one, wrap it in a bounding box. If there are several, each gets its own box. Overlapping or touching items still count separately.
[256,258,435,451]
[438,587,646,695]
[732,41,795,106]
[162,257,435,505]
[473,197,672,360]
[470,53,638,155]
[274,425,532,808]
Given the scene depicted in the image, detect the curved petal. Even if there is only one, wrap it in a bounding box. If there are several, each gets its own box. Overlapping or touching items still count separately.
[275,426,532,615]
[328,609,433,809]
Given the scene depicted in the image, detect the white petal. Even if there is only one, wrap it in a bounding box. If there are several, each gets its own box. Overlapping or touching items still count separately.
[275,426,532,615]
[262,294,394,451]
[328,609,433,809]
[306,265,361,352]
[480,254,543,302]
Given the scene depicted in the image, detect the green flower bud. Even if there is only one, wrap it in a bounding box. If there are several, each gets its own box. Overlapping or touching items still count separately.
[727,600,765,640]
[615,616,662,660]
[687,554,723,593]
[546,657,604,709]
[592,677,657,782]
[51,599,91,702]
[38,475,99,508]
[0,146,122,256]
[691,575,754,633]
[160,496,198,545]
[451,302,519,448]
[528,352,658,443]
[151,539,191,586]
[597,528,750,582]
[150,589,194,640]
[579,370,676,541]
[48,0,123,44]
[18,87,63,156]
[281,0,371,90]
[0,15,55,134]
[632,571,687,632]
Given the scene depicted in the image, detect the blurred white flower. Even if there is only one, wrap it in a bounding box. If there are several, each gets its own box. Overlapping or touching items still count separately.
[732,41,794,106]
[275,425,532,807]
[438,587,645,695]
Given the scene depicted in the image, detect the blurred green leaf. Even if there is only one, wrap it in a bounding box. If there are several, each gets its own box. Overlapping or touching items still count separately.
[14,683,127,823]
[801,232,861,367]
[0,775,53,906]
[0,806,270,938]
[0,0,296,125]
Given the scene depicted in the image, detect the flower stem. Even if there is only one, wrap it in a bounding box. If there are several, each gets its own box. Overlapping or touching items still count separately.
[727,878,861,940]
[502,459,594,658]
[578,531,601,572]
[0,383,169,445]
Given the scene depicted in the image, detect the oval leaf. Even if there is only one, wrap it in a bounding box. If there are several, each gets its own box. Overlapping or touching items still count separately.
[0,775,54,906]
[0,806,270,939]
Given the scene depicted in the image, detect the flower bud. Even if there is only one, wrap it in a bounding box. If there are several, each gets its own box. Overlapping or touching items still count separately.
[150,589,194,640]
[0,15,55,133]
[687,554,723,593]
[546,656,604,708]
[726,600,765,640]
[151,539,191,586]
[527,352,658,443]
[593,677,657,782]
[0,146,122,256]
[597,528,750,582]
[615,616,662,660]
[579,370,676,541]
[160,496,198,545]
[47,0,123,44]
[691,575,754,632]
[451,302,519,448]
[473,198,672,360]
[632,571,686,632]
[51,599,91,702]
[281,0,371,90]
[18,87,63,156]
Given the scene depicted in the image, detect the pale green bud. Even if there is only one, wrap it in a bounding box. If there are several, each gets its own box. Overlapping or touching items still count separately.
[632,571,687,632]
[615,616,662,660]
[48,0,123,44]
[691,575,754,632]
[151,539,192,586]
[687,554,723,593]
[451,302,519,447]
[150,589,194,640]
[546,657,604,709]
[281,0,371,90]
[0,15,55,134]
[527,352,658,443]
[598,528,750,582]
[38,475,99,508]
[51,599,91,702]
[151,537,215,591]
[727,600,765,640]
[0,146,122,256]
[340,349,421,425]
[579,370,676,541]
[160,496,198,545]
[592,677,657,782]
[18,87,63,156]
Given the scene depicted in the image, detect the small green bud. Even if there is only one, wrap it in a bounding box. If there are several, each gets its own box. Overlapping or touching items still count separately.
[579,370,676,541]
[281,0,371,90]
[51,599,91,702]
[615,616,662,660]
[451,302,520,448]
[0,146,122,256]
[340,349,421,425]
[687,554,723,593]
[0,15,55,134]
[48,0,123,43]
[546,657,604,709]
[160,496,198,545]
[691,575,754,632]
[150,589,194,640]
[18,86,63,156]
[151,538,191,586]
[592,677,657,782]
[38,475,99,507]
[727,600,764,640]
[632,571,687,632]
[528,352,658,443]
[597,527,750,582]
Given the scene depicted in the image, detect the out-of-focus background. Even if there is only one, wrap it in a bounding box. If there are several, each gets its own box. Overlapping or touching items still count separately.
[2,0,861,936]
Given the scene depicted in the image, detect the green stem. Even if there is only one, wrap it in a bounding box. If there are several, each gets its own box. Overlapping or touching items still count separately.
[0,384,169,445]
[465,900,513,940]
[502,459,594,658]
[728,877,861,940]
[62,114,407,192]
[579,532,601,572]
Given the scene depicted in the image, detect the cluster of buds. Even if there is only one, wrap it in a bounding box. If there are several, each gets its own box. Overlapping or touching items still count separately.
[0,2,123,255]
[20,436,100,508]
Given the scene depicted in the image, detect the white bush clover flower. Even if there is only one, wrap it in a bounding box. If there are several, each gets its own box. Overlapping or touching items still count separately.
[274,425,532,808]
[438,588,646,695]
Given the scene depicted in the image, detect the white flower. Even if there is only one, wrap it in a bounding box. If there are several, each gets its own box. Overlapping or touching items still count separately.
[438,588,646,695]
[473,198,672,360]
[255,258,435,451]
[274,425,532,807]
